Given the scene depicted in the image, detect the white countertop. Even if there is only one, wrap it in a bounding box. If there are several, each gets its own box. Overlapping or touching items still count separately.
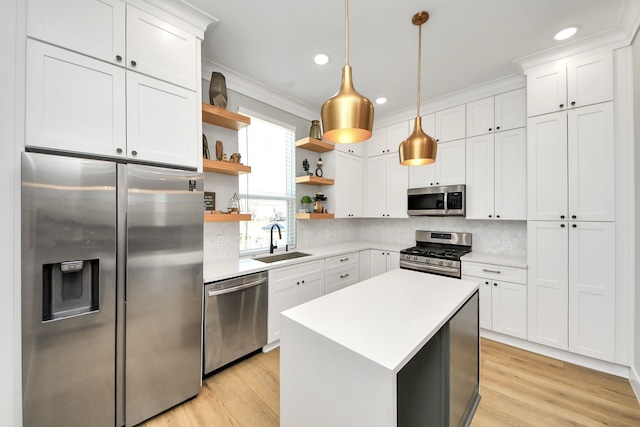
[281,268,478,373]
[203,241,410,282]
[461,252,527,268]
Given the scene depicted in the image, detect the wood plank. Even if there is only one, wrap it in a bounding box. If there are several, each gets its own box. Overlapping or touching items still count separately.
[295,213,335,220]
[295,175,334,185]
[202,159,251,175]
[202,103,250,130]
[204,213,251,223]
[295,137,335,153]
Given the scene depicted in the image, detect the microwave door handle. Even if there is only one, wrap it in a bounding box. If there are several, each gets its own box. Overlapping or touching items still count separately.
[443,191,448,215]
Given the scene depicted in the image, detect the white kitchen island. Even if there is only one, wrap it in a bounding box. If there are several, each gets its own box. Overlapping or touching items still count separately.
[280,268,480,427]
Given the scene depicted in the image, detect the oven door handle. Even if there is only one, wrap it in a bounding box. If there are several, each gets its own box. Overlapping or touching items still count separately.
[401,261,459,276]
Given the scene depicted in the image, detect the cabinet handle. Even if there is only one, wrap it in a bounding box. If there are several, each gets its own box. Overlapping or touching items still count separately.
[340,273,350,279]
[560,215,565,219]
[572,224,577,228]
[430,183,434,186]
[493,282,498,287]
[131,150,138,156]
[131,60,137,66]
[436,182,439,185]
[482,268,501,274]
[561,224,566,228]
[340,257,350,262]
[116,148,123,154]
[572,215,577,219]
[496,126,500,130]
[571,101,576,106]
[559,103,564,108]
[116,55,122,61]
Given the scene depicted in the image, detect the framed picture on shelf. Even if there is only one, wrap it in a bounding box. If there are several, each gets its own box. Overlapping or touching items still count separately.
[204,192,215,211]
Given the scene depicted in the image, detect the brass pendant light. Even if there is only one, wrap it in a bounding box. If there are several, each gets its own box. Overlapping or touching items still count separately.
[321,0,374,144]
[399,11,437,166]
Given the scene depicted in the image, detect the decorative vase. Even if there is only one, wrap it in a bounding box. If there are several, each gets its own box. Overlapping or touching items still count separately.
[209,72,228,109]
[309,120,322,140]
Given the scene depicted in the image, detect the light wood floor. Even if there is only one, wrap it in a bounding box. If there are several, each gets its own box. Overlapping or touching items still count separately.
[141,338,640,426]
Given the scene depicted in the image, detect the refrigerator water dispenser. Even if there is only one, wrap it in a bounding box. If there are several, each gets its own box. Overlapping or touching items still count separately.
[42,259,99,321]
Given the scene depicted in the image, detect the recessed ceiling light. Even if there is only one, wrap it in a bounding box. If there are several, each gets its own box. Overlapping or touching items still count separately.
[313,53,330,65]
[554,27,577,41]
[375,97,387,105]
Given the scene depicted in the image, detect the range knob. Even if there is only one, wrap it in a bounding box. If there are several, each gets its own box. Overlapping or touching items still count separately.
[412,256,418,261]
[437,259,444,266]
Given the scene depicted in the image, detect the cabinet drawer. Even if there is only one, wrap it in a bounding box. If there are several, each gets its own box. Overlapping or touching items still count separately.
[325,252,359,270]
[269,259,324,284]
[324,265,359,294]
[462,261,526,284]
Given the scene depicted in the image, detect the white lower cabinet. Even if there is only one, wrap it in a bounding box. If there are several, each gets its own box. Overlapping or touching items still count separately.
[268,260,324,343]
[527,221,615,362]
[324,252,360,294]
[359,250,371,282]
[370,250,400,278]
[462,261,527,339]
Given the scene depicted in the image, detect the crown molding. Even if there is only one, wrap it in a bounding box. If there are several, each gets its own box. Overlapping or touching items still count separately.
[202,59,319,121]
[128,0,218,39]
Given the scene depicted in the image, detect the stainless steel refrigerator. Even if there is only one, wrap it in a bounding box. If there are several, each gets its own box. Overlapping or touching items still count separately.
[21,152,203,427]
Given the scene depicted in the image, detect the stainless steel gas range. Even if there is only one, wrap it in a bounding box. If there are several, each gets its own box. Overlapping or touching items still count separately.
[400,230,472,278]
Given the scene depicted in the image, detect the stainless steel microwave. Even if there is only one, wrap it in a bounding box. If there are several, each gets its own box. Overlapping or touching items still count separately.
[407,185,466,216]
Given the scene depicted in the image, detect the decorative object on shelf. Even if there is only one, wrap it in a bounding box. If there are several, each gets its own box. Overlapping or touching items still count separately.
[228,192,241,213]
[209,72,228,109]
[204,192,215,211]
[300,195,313,213]
[315,157,324,177]
[321,0,374,144]
[399,11,437,166]
[301,158,311,176]
[203,134,211,159]
[216,140,223,161]
[313,193,327,213]
[309,120,322,140]
[222,153,228,161]
[229,153,242,163]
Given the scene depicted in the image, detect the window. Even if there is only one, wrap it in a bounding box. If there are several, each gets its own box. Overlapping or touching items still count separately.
[238,110,296,254]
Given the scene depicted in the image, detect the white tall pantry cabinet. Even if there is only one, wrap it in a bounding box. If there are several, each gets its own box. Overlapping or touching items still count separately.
[525,50,616,362]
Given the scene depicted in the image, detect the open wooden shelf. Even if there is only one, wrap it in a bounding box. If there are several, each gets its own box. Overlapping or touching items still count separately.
[296,213,335,220]
[295,175,334,186]
[203,158,251,175]
[204,213,252,223]
[295,137,335,153]
[202,103,251,130]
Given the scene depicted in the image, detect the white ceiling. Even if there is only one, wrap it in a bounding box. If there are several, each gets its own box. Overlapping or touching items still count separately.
[187,0,639,119]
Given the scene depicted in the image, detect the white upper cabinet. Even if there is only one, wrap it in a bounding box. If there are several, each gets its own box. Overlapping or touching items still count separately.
[526,51,613,117]
[366,128,387,157]
[466,97,494,137]
[467,89,526,138]
[27,0,126,66]
[408,139,466,188]
[334,150,364,218]
[334,141,364,157]
[26,39,127,158]
[365,154,408,218]
[126,6,197,91]
[367,121,409,157]
[28,0,197,91]
[435,105,466,142]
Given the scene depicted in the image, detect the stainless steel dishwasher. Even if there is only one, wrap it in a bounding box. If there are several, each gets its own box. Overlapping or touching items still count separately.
[203,271,268,375]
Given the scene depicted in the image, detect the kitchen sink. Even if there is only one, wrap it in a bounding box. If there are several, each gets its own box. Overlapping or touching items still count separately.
[254,252,311,263]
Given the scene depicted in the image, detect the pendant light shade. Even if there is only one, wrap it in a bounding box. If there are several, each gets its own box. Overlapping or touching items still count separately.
[321,0,374,144]
[399,11,437,166]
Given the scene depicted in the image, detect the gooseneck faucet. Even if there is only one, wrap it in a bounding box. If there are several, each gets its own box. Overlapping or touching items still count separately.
[270,224,282,254]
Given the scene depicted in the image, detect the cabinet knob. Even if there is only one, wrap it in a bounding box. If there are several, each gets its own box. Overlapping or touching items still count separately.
[496,126,500,130]
[559,103,564,108]
[572,224,577,228]
[430,183,434,186]
[488,214,492,218]
[296,281,300,285]
[301,280,305,284]
[131,60,137,66]
[116,55,122,61]
[436,182,439,185]
[572,215,577,219]
[493,283,498,286]
[131,150,138,156]
[116,148,123,154]
[571,101,576,106]
[496,215,500,218]
[560,215,565,219]
[561,224,565,228]
[485,281,489,285]
[489,128,492,131]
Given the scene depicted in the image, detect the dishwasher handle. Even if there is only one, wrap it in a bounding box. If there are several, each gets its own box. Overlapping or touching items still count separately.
[207,277,267,297]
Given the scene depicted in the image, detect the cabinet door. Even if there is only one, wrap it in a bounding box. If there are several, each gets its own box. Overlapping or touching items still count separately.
[334,151,352,218]
[435,105,466,142]
[370,250,387,277]
[366,156,387,217]
[408,162,436,188]
[465,135,495,220]
[495,128,527,220]
[386,121,410,154]
[568,222,615,362]
[127,72,198,168]
[386,154,408,218]
[567,52,613,109]
[366,127,387,157]
[126,6,197,91]
[26,40,126,158]
[349,155,364,217]
[527,221,568,350]
[359,250,371,282]
[296,273,324,305]
[466,97,494,137]
[491,281,527,339]
[494,88,526,131]
[463,275,491,329]
[526,61,567,117]
[27,0,126,65]
[435,139,466,186]
[335,141,364,157]
[421,113,436,137]
[527,112,568,220]
[386,251,400,271]
[567,102,615,222]
[267,280,297,343]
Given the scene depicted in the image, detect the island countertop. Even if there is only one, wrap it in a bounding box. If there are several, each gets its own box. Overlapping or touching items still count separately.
[281,268,479,373]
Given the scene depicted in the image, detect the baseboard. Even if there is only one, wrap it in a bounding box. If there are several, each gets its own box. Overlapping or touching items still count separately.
[481,330,630,378]
[630,365,640,403]
[262,340,280,353]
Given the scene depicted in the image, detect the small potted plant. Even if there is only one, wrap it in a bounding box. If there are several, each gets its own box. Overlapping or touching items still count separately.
[300,195,313,213]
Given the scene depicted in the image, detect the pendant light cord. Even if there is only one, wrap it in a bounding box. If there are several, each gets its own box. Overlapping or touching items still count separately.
[345,0,350,65]
[417,22,422,117]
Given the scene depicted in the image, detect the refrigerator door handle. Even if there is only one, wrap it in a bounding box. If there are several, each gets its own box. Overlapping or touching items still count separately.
[207,278,267,297]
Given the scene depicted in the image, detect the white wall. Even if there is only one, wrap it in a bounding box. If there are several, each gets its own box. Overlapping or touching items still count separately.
[0,0,18,424]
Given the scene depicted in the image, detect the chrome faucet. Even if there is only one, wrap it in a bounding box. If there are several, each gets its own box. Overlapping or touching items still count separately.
[270,224,282,254]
